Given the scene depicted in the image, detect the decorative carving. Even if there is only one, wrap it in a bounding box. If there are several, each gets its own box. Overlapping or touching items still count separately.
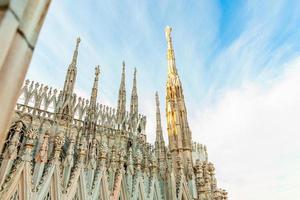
[135,149,143,171]
[52,132,65,160]
[35,133,49,163]
[22,128,38,161]
[1,29,226,199]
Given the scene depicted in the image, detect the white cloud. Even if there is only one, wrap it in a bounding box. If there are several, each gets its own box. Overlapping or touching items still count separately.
[190,56,300,200]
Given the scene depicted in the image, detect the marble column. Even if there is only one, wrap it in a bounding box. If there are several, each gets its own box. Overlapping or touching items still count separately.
[0,0,51,151]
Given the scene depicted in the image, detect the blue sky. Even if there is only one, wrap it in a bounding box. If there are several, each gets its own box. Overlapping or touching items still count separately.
[27,0,300,199]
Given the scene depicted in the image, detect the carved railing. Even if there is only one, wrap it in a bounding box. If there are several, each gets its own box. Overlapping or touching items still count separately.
[17,79,146,131]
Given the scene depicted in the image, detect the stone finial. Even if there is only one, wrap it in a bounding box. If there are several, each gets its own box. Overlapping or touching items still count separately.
[95,65,100,76]
[86,65,101,125]
[76,37,81,47]
[71,37,80,65]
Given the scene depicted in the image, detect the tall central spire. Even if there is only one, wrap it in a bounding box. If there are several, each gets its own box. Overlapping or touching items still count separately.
[165,26,192,171]
[117,61,126,124]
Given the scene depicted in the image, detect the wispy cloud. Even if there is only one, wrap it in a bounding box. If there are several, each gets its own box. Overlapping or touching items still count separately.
[191,56,300,199]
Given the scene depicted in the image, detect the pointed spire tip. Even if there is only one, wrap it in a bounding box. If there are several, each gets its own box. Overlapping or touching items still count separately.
[165,26,172,40]
[95,65,100,76]
[76,37,81,49]
[76,37,81,44]
[155,92,160,106]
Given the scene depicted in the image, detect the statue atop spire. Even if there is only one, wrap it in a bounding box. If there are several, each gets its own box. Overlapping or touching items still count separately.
[165,26,172,49]
[76,37,81,46]
[117,61,126,125]
[165,26,177,75]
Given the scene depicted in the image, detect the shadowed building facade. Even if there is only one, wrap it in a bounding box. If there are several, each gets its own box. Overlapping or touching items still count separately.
[0,27,227,200]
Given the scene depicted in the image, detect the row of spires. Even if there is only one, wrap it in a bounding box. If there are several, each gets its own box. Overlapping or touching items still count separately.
[116,62,138,124]
[58,37,164,144]
[59,37,140,126]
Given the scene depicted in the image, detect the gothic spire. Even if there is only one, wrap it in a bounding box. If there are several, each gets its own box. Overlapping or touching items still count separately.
[58,37,81,119]
[62,37,80,94]
[117,61,126,124]
[89,65,100,110]
[165,26,177,75]
[84,66,100,141]
[71,37,80,67]
[130,68,138,117]
[155,92,164,144]
[155,92,167,175]
[165,26,192,171]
